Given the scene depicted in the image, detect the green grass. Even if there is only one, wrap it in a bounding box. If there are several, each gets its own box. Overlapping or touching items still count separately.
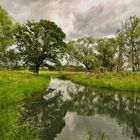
[85,130,109,140]
[59,71,140,92]
[0,70,50,140]
[1,70,140,140]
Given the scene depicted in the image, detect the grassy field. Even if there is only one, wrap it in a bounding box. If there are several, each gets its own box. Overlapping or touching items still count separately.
[0,70,50,140]
[0,70,140,140]
[59,71,140,92]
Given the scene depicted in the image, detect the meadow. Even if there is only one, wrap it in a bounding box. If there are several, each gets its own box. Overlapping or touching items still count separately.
[59,71,140,92]
[0,70,50,140]
[0,70,140,140]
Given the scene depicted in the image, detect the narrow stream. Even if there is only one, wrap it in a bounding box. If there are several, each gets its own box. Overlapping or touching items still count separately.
[20,78,140,140]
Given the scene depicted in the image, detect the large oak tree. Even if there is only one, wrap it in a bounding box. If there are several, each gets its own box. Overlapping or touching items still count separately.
[15,19,66,74]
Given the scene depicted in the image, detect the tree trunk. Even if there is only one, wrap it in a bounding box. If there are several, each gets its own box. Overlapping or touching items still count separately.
[35,64,40,75]
[84,63,91,72]
[131,41,135,72]
[132,65,135,72]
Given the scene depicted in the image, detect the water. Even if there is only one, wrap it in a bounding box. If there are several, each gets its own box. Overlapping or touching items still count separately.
[20,78,140,140]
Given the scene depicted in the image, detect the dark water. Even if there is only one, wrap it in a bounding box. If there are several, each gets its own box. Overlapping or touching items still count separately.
[20,78,140,140]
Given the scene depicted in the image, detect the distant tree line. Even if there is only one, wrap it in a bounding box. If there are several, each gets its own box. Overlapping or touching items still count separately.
[67,16,140,72]
[0,4,140,73]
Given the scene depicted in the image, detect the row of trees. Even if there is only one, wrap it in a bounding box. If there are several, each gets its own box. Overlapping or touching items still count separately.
[67,16,140,72]
[0,4,140,73]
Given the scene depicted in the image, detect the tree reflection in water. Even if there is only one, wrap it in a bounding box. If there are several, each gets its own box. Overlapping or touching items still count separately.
[20,89,71,140]
[20,78,140,140]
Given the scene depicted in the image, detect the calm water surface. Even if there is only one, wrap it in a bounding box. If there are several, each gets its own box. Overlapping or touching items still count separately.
[20,78,140,140]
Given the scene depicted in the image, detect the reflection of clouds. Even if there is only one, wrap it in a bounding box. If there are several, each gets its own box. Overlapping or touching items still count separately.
[38,112,43,123]
[56,114,130,140]
[22,78,140,140]
[47,78,140,140]
[48,78,85,101]
[65,112,76,131]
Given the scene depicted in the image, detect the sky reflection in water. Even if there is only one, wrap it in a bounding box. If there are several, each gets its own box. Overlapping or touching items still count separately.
[20,78,140,140]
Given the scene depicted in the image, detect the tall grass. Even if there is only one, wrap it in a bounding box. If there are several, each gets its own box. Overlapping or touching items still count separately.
[59,71,140,92]
[85,130,109,140]
[0,70,50,140]
[1,70,139,139]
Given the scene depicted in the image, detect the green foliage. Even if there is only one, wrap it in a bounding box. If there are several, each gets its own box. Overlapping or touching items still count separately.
[15,19,66,74]
[0,5,15,66]
[61,65,86,71]
[117,16,140,71]
[66,16,140,73]
[114,32,126,71]
[67,38,99,71]
[96,38,115,71]
[67,37,118,72]
[5,49,20,69]
[95,66,107,73]
[85,130,109,140]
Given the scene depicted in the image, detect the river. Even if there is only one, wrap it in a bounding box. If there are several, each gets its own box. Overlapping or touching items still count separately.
[20,78,140,140]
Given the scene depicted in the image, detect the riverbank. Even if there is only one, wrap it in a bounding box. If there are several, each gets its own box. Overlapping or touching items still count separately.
[0,71,50,140]
[59,72,140,92]
[1,70,140,139]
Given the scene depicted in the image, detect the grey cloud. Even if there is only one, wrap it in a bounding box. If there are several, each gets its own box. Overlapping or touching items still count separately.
[0,0,81,39]
[70,0,140,39]
[0,0,140,40]
[0,0,80,21]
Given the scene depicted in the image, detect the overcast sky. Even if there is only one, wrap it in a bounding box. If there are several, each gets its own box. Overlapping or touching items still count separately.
[0,0,140,40]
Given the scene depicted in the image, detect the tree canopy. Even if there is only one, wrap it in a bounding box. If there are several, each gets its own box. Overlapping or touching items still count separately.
[117,16,140,71]
[67,38,98,71]
[15,19,66,74]
[67,16,140,72]
[96,38,115,71]
[0,5,15,66]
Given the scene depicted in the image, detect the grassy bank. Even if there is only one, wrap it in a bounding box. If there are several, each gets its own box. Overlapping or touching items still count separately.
[59,72,140,92]
[0,70,50,140]
[1,70,140,140]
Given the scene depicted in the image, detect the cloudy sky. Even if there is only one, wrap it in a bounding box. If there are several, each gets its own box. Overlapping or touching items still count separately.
[0,0,140,40]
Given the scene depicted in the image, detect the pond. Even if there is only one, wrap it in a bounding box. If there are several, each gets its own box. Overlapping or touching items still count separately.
[20,78,140,140]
